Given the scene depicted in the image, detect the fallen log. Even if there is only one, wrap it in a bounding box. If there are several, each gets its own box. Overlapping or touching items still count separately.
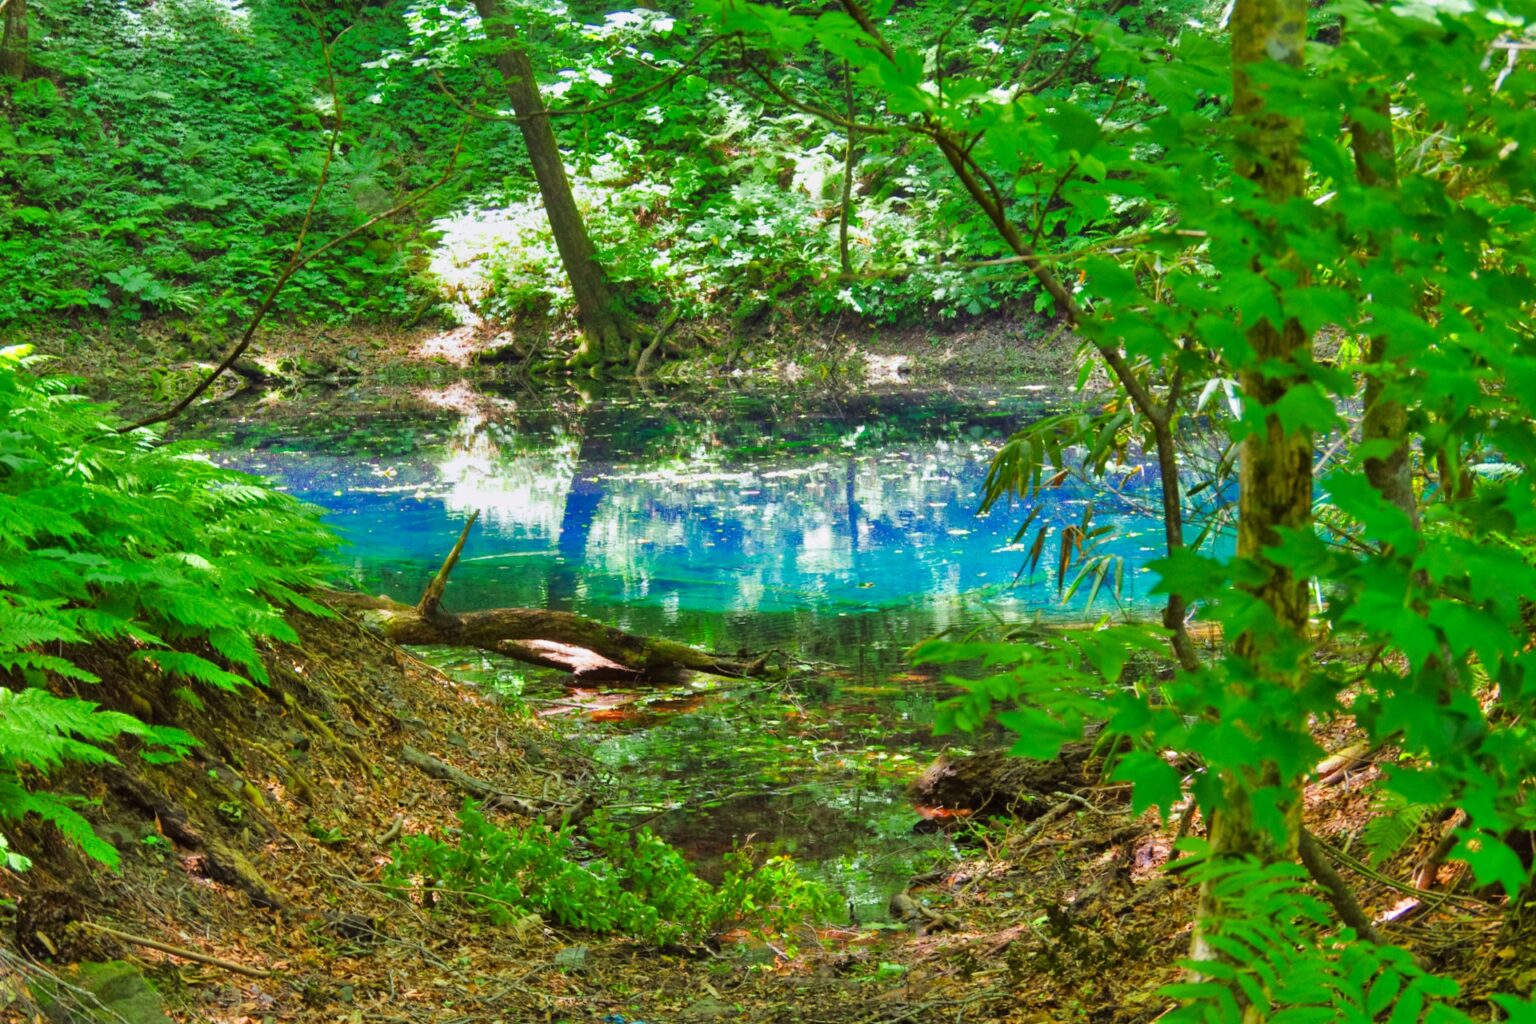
[323,513,774,682]
[910,741,1106,817]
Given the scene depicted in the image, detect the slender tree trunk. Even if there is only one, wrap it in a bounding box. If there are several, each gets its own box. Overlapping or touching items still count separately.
[838,61,856,275]
[1348,96,1418,526]
[1194,0,1313,976]
[0,0,27,80]
[473,0,631,367]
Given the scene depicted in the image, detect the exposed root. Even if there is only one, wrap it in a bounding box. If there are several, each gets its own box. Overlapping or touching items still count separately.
[110,773,284,909]
[399,745,580,825]
[279,690,369,770]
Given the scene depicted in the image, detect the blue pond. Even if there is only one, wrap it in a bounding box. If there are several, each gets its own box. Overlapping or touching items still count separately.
[187,380,1187,918]
[197,383,1175,654]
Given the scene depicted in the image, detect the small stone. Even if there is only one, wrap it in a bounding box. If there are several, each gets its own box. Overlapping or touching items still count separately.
[683,997,734,1020]
[553,945,588,973]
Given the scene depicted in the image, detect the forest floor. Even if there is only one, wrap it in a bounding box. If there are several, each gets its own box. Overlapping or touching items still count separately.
[24,307,1077,413]
[3,607,1525,1024]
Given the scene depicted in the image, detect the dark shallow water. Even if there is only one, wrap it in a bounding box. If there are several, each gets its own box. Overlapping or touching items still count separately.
[188,381,1182,918]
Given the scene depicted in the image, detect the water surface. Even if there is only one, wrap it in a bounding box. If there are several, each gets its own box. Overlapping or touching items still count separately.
[191,381,1175,919]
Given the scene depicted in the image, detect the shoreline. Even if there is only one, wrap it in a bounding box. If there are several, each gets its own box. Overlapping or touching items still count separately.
[20,308,1084,416]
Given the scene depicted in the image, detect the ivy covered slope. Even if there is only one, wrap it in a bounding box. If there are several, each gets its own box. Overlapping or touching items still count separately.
[0,345,335,866]
[0,0,467,335]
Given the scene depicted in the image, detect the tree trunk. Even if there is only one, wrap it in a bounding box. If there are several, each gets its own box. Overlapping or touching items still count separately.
[473,0,631,367]
[1194,0,1313,976]
[1348,95,1418,527]
[838,60,856,275]
[327,590,770,681]
[0,0,27,80]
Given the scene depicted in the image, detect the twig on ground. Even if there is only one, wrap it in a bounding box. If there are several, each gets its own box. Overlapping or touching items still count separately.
[80,922,272,979]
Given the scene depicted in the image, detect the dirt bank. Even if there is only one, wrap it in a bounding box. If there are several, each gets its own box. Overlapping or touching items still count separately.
[3,599,1523,1023]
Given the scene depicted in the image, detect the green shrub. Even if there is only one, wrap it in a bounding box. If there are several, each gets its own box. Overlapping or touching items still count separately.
[0,346,336,866]
[389,801,837,947]
[1163,844,1471,1024]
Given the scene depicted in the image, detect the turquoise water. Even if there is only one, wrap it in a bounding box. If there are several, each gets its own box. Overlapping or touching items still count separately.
[201,383,1174,645]
[191,381,1183,919]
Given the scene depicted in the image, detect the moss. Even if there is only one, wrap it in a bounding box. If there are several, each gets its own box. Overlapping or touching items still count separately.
[35,961,172,1024]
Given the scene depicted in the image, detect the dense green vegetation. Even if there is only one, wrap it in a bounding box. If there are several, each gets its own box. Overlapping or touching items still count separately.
[3,0,1536,1021]
[0,345,331,863]
[390,802,836,945]
[2,0,1209,347]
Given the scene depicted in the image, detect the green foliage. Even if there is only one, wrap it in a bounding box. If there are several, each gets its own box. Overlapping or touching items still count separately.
[0,0,460,331]
[704,0,1536,1016]
[0,687,190,867]
[388,801,836,946]
[1358,794,1435,868]
[0,346,335,864]
[1163,843,1470,1023]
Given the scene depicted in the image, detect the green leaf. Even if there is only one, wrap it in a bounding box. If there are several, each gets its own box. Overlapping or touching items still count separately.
[1148,548,1228,597]
[1110,750,1182,816]
[1451,831,1529,897]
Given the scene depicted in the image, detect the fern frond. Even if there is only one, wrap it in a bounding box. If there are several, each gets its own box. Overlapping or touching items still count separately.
[137,651,250,692]
[1360,794,1435,866]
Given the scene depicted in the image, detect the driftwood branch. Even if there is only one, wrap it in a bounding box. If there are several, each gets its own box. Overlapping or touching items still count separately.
[325,517,773,680]
[329,590,771,680]
[418,512,479,619]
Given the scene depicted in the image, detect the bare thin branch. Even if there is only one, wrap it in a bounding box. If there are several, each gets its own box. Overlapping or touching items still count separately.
[418,511,481,620]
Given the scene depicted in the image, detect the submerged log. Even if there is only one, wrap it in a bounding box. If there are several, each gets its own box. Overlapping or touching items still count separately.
[323,513,773,682]
[911,742,1103,817]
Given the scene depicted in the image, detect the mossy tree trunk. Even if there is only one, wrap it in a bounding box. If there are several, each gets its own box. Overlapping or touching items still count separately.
[0,0,27,80]
[1193,0,1313,974]
[473,0,633,368]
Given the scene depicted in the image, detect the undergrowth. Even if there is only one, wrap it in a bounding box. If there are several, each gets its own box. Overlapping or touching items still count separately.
[0,346,335,866]
[0,0,457,333]
[389,802,837,947]
[1165,844,1492,1024]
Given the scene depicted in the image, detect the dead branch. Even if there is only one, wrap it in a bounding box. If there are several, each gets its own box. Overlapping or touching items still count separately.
[329,589,770,680]
[323,516,773,680]
[418,512,479,619]
[1298,827,1386,945]
[80,923,272,979]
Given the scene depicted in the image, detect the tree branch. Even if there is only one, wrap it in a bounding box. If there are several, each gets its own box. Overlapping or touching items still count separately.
[418,511,479,620]
[1297,827,1387,945]
[119,121,469,434]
